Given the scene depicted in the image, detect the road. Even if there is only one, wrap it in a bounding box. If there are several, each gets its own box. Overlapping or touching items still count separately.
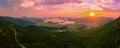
[13,29,26,48]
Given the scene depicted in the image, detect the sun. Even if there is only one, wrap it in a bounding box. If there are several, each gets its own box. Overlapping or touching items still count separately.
[85,11,100,18]
[89,12,96,17]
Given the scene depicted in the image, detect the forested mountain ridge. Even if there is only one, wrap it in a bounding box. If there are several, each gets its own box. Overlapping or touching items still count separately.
[0,19,21,48]
[0,16,34,25]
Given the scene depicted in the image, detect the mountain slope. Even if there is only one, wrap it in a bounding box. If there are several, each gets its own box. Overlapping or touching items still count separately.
[0,19,21,48]
[81,17,120,48]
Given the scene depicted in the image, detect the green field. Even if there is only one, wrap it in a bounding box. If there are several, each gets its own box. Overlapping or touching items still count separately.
[36,23,60,27]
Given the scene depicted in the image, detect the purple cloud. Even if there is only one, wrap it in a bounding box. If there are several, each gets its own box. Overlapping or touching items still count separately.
[0,0,120,11]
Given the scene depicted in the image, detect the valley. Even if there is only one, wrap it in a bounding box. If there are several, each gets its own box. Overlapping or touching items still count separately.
[0,16,120,48]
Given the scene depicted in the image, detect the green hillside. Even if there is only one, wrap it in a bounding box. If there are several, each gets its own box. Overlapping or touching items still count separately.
[0,19,21,48]
[79,18,120,48]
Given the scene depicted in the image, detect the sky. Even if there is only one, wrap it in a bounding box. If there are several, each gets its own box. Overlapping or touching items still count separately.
[0,0,120,18]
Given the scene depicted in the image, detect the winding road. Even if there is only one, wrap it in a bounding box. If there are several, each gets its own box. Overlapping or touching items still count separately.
[13,29,26,48]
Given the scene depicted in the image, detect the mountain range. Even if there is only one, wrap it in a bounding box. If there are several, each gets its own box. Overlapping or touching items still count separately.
[0,16,120,48]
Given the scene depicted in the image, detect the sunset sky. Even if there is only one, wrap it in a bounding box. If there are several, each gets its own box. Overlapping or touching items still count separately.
[0,0,120,18]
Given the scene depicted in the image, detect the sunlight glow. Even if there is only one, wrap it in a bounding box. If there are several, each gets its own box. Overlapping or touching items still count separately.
[89,12,96,17]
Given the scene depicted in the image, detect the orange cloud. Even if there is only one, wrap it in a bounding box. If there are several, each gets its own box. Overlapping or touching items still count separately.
[20,0,35,8]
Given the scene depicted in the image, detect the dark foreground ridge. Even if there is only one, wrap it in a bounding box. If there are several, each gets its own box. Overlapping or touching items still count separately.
[0,19,21,48]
